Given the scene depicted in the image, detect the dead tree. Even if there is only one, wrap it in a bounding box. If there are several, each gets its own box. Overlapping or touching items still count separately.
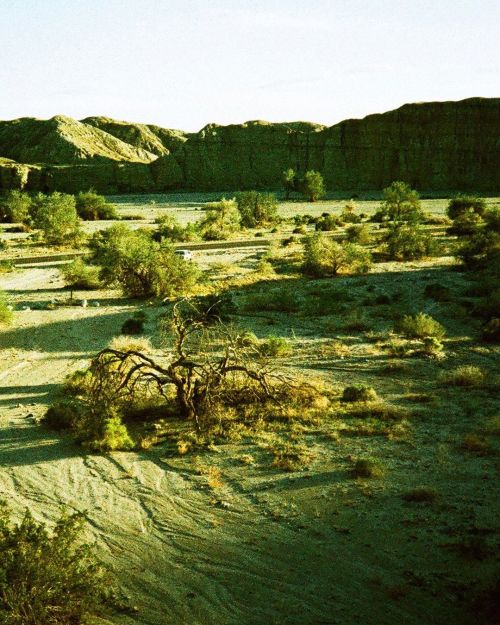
[89,301,281,430]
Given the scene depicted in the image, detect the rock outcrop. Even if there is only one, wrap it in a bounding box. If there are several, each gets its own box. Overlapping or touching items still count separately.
[0,98,498,194]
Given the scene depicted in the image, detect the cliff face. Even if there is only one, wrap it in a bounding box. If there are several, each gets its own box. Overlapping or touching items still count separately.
[0,98,498,194]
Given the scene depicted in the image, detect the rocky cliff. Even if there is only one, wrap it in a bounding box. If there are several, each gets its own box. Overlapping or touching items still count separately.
[0,98,498,194]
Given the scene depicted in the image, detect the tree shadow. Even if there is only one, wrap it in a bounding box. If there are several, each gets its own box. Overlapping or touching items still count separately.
[0,310,131,352]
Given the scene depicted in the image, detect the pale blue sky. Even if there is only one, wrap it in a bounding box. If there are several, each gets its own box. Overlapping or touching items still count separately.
[0,0,498,131]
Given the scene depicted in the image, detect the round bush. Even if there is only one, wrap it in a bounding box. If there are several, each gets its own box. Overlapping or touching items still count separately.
[121,317,144,335]
[342,385,378,402]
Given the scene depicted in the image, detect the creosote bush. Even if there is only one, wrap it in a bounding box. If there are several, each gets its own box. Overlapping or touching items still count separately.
[438,365,485,387]
[383,223,436,260]
[342,385,378,402]
[75,190,117,220]
[62,258,101,290]
[351,458,383,478]
[0,504,112,625]
[396,312,445,339]
[303,233,372,277]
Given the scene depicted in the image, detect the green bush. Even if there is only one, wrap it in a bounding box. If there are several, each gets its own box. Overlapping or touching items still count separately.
[154,215,199,242]
[396,312,445,339]
[345,224,371,245]
[314,213,340,231]
[351,458,383,478]
[62,258,101,290]
[258,336,292,357]
[32,192,83,246]
[340,200,362,224]
[0,190,31,224]
[303,233,372,277]
[377,181,423,223]
[298,170,326,202]
[448,209,483,236]
[342,385,378,402]
[456,208,500,270]
[235,192,278,227]
[43,400,83,431]
[87,414,134,452]
[383,223,436,260]
[0,505,112,625]
[447,195,486,220]
[75,191,117,220]
[0,291,13,325]
[90,224,200,298]
[439,365,485,387]
[198,198,241,240]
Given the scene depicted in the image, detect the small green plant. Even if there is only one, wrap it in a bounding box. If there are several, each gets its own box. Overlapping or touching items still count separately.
[439,365,485,387]
[345,224,371,244]
[342,385,378,402]
[351,458,383,478]
[271,441,313,471]
[396,312,445,339]
[258,335,293,357]
[87,414,135,452]
[419,336,444,357]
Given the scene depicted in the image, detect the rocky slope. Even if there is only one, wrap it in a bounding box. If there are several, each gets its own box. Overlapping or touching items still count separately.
[0,98,498,193]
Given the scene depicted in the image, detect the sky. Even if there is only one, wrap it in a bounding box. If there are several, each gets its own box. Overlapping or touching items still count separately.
[0,0,498,131]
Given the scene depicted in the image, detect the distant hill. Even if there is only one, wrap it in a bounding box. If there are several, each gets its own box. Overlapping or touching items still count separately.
[0,98,498,193]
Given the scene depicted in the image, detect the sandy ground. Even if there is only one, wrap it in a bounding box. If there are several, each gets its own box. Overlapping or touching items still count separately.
[0,257,498,624]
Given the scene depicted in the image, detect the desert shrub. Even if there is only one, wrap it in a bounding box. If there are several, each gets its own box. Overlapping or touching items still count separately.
[121,317,144,335]
[62,258,101,290]
[154,215,199,242]
[448,209,483,236]
[345,224,371,245]
[344,401,408,422]
[403,487,438,503]
[90,224,200,298]
[351,458,383,478]
[439,365,485,387]
[43,399,84,431]
[387,339,413,357]
[235,192,278,227]
[482,318,500,343]
[383,223,436,260]
[0,259,13,273]
[75,191,117,220]
[32,192,83,246]
[396,312,445,339]
[292,225,307,235]
[375,181,423,223]
[258,336,292,357]
[456,208,500,270]
[198,198,241,240]
[315,213,340,231]
[447,195,486,220]
[0,505,112,625]
[419,336,444,357]
[87,413,134,452]
[342,385,378,402]
[340,200,362,224]
[303,233,372,277]
[0,291,13,325]
[0,190,31,224]
[271,441,313,471]
[298,170,326,202]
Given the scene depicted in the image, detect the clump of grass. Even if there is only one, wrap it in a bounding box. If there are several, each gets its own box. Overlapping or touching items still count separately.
[396,312,445,339]
[342,385,378,402]
[403,487,438,503]
[317,340,351,359]
[197,465,224,489]
[243,289,299,313]
[258,335,293,357]
[439,365,486,387]
[108,335,152,352]
[351,458,384,478]
[343,308,371,332]
[0,290,13,325]
[271,441,313,472]
[344,401,409,422]
[387,339,413,358]
[403,393,434,403]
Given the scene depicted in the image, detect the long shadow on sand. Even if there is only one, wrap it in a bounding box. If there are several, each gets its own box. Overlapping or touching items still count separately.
[0,310,132,352]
